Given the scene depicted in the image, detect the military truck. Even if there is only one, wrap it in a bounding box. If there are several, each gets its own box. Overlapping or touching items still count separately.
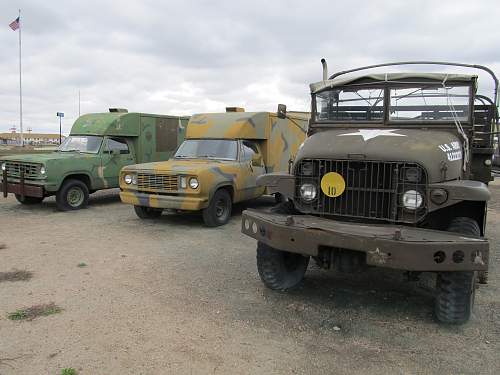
[119,107,308,226]
[1,109,188,210]
[241,61,498,324]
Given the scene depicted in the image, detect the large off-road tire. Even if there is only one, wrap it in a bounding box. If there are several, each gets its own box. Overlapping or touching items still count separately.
[55,179,89,211]
[434,217,480,324]
[15,194,44,205]
[256,242,309,290]
[446,216,488,284]
[435,271,476,324]
[202,188,232,227]
[133,205,163,219]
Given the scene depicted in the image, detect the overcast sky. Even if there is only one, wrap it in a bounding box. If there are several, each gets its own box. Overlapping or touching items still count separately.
[1,0,499,134]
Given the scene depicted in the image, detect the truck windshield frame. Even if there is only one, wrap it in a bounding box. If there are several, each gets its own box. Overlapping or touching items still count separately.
[312,82,473,126]
[174,139,238,161]
[58,135,103,154]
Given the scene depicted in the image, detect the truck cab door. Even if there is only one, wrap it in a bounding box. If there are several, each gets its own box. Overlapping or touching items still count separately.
[240,140,266,199]
[100,137,135,188]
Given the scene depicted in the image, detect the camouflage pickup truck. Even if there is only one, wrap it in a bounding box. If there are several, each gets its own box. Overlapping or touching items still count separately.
[1,109,188,210]
[242,61,498,324]
[120,107,308,226]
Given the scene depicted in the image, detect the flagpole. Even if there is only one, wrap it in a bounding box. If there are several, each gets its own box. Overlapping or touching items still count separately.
[18,9,24,147]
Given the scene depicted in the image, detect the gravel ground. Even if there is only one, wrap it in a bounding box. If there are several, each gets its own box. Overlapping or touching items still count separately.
[0,186,499,374]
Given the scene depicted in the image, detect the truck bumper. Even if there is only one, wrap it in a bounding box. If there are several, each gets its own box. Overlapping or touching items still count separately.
[120,190,208,211]
[241,210,489,272]
[1,175,44,198]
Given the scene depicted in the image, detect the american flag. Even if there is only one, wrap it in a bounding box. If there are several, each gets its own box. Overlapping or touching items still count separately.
[9,17,20,31]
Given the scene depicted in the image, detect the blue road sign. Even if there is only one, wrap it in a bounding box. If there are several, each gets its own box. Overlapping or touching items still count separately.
[56,112,64,117]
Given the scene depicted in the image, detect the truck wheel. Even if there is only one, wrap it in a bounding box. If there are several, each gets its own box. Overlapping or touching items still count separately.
[435,271,476,324]
[56,179,89,211]
[202,188,232,227]
[256,242,309,290]
[434,217,480,324]
[15,194,44,205]
[133,205,163,219]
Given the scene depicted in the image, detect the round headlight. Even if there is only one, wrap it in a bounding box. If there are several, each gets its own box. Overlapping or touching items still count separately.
[402,190,423,210]
[300,183,317,201]
[189,177,199,189]
[124,174,133,184]
[1,162,6,171]
[40,166,46,175]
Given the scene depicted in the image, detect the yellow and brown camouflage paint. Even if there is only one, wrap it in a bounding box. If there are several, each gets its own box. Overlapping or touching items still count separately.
[119,111,309,211]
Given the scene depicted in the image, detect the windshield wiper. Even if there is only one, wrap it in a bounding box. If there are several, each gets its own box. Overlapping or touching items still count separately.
[60,149,81,153]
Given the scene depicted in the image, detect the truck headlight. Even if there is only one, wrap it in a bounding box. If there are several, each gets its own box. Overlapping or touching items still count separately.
[402,190,423,210]
[124,174,133,184]
[1,162,5,171]
[40,166,46,175]
[300,183,317,201]
[189,177,199,189]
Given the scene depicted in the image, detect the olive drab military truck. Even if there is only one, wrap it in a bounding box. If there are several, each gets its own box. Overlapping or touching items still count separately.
[119,107,309,226]
[241,61,499,324]
[1,109,189,210]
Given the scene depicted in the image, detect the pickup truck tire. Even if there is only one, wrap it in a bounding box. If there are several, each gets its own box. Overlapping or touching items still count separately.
[256,242,309,290]
[133,205,163,219]
[202,188,232,227]
[434,217,479,324]
[15,195,44,205]
[56,179,89,211]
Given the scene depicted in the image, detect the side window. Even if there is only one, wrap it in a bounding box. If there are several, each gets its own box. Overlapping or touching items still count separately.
[241,141,259,162]
[107,138,129,154]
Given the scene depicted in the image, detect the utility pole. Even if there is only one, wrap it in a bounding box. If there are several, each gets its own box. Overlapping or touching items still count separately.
[18,9,24,146]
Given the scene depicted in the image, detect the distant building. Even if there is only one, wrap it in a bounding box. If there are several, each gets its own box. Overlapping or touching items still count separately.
[0,132,66,145]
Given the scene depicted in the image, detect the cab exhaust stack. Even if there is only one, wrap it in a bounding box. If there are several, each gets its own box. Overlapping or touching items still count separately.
[321,58,328,81]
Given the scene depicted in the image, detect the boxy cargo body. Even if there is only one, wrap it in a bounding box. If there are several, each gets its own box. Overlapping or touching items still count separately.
[119,109,308,226]
[1,111,188,210]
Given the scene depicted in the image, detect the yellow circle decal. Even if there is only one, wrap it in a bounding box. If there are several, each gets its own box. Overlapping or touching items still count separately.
[321,172,346,197]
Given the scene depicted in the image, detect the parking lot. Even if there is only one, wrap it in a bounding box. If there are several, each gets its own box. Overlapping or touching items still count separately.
[0,185,499,374]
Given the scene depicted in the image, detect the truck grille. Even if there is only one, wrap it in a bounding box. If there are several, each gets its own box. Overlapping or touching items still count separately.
[137,173,178,192]
[3,161,40,179]
[295,159,427,223]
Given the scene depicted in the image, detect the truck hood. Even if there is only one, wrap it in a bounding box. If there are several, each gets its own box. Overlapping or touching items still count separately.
[297,128,463,182]
[1,152,97,164]
[123,158,231,175]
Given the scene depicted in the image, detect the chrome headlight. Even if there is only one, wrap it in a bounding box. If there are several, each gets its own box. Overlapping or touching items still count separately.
[1,162,5,171]
[189,177,199,189]
[402,190,423,210]
[124,174,133,184]
[300,183,317,202]
[40,166,46,175]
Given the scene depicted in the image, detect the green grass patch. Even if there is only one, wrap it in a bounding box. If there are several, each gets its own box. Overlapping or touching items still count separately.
[7,303,62,321]
[61,368,77,375]
[0,269,33,282]
[77,262,87,268]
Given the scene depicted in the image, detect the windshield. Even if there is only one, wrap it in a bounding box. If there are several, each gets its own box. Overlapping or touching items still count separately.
[58,135,103,154]
[315,88,384,122]
[175,139,238,160]
[389,85,470,122]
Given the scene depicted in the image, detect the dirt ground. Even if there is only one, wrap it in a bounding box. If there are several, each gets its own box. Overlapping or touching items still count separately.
[0,186,499,375]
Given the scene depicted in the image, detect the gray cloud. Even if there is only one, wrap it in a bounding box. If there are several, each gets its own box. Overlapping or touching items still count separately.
[1,0,499,134]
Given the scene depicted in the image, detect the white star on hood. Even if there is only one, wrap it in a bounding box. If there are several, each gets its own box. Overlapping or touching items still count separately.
[338,129,406,141]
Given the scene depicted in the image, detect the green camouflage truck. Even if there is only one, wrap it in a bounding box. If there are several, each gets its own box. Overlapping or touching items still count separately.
[241,61,498,324]
[1,109,188,210]
[119,107,309,226]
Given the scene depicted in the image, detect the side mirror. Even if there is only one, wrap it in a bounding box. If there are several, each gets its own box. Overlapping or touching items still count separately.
[277,104,287,119]
[251,154,262,166]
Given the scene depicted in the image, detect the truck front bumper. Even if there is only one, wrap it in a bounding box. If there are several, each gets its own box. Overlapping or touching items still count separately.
[241,210,489,272]
[120,190,208,211]
[1,174,44,198]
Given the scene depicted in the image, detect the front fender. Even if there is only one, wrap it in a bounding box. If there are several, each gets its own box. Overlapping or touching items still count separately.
[428,180,490,211]
[257,173,295,199]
